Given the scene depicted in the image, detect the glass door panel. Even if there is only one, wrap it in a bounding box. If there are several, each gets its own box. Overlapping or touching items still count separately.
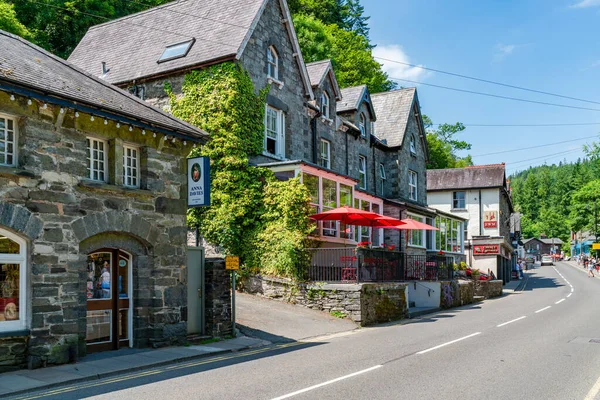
[86,310,111,344]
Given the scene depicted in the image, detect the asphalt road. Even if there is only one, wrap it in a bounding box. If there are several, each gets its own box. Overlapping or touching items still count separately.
[12,262,600,400]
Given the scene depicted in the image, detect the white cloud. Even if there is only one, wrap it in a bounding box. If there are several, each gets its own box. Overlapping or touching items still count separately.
[372,44,429,83]
[493,43,529,62]
[570,0,600,8]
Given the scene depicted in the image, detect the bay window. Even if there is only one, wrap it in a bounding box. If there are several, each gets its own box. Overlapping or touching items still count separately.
[435,216,463,253]
[408,214,424,247]
[303,173,320,236]
[322,178,337,237]
[0,228,26,332]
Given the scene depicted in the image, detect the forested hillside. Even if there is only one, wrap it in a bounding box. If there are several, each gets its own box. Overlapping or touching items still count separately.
[510,146,600,249]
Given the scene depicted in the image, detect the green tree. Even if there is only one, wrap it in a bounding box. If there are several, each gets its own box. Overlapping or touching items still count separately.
[0,1,33,40]
[293,14,393,93]
[11,0,169,58]
[422,115,472,169]
[288,0,370,38]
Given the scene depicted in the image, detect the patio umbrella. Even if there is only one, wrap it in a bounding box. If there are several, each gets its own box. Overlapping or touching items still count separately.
[381,218,439,231]
[309,206,406,244]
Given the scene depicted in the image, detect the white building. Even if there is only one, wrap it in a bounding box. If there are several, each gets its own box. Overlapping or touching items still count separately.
[427,164,515,283]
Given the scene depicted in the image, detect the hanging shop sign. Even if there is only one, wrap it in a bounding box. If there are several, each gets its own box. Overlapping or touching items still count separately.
[474,244,500,255]
[483,211,498,229]
[187,156,211,207]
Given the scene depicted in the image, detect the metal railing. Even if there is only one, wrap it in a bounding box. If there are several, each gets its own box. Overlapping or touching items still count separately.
[304,248,454,283]
[306,247,359,282]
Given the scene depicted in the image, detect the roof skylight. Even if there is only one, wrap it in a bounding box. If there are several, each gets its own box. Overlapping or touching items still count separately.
[158,39,195,63]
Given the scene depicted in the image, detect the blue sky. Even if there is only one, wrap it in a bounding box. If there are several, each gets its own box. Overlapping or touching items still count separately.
[362,0,600,175]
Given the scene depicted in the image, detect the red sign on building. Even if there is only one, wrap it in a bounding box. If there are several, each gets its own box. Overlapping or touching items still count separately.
[483,211,498,229]
[474,244,500,255]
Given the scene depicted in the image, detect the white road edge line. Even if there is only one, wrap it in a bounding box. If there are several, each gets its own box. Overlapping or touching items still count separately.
[567,293,572,298]
[584,374,600,400]
[555,299,565,304]
[417,332,481,355]
[270,365,383,400]
[497,316,526,327]
[535,306,551,313]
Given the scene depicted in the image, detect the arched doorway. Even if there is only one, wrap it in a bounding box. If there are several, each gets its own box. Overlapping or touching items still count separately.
[86,248,133,353]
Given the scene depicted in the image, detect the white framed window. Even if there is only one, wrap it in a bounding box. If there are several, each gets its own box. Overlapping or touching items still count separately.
[0,115,16,167]
[408,214,425,247]
[267,46,279,80]
[86,137,107,182]
[123,145,140,188]
[453,191,466,209]
[408,170,417,201]
[0,228,27,332]
[359,113,366,138]
[358,156,367,190]
[320,139,330,169]
[321,92,330,119]
[265,106,285,157]
[410,135,416,154]
[379,163,386,195]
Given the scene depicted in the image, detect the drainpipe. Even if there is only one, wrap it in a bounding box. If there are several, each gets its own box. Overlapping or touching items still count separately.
[372,140,377,196]
[345,132,349,175]
[479,189,483,236]
[308,103,321,164]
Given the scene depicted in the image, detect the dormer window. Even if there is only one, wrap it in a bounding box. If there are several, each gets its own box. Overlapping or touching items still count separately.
[158,39,195,63]
[267,46,279,80]
[410,135,416,154]
[359,113,366,138]
[321,92,330,119]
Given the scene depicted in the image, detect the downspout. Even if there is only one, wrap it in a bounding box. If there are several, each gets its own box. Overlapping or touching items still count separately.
[307,102,321,164]
[345,131,349,175]
[479,189,483,236]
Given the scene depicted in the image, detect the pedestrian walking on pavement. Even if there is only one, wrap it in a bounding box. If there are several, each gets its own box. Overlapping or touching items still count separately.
[588,259,595,278]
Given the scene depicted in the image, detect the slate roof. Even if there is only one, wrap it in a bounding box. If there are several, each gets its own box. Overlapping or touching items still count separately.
[427,164,507,191]
[0,30,207,140]
[306,60,341,100]
[68,0,313,99]
[337,85,367,113]
[371,88,416,148]
[306,60,330,87]
[540,238,564,245]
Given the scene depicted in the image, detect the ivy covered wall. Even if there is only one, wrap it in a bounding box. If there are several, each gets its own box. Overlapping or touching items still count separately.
[167,62,314,279]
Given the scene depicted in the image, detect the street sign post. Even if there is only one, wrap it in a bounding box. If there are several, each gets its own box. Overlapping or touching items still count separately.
[225,256,239,336]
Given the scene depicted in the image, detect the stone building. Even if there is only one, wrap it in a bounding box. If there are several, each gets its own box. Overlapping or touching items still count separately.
[69,0,439,253]
[0,31,213,370]
[427,164,515,281]
[69,0,314,166]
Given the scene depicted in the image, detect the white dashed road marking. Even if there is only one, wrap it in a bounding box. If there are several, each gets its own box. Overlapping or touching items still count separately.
[555,299,565,304]
[497,316,526,327]
[417,332,482,355]
[535,306,551,313]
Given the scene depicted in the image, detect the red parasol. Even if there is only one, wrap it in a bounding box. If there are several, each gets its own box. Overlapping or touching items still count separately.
[309,206,405,228]
[376,218,439,231]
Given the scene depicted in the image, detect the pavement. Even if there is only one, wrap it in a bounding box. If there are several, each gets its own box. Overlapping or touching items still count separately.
[0,335,267,398]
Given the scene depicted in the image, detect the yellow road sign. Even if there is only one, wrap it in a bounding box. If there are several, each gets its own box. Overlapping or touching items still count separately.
[593,243,600,250]
[225,256,240,270]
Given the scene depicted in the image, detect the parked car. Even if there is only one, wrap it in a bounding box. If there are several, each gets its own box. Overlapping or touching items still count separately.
[541,255,553,266]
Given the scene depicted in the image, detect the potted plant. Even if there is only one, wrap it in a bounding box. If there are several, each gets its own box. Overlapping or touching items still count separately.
[471,268,481,280]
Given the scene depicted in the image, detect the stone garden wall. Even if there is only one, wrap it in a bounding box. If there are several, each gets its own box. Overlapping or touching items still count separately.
[240,275,408,327]
[473,280,503,299]
[440,280,475,309]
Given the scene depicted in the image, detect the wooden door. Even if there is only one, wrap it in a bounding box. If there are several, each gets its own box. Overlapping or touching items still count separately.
[86,249,131,353]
